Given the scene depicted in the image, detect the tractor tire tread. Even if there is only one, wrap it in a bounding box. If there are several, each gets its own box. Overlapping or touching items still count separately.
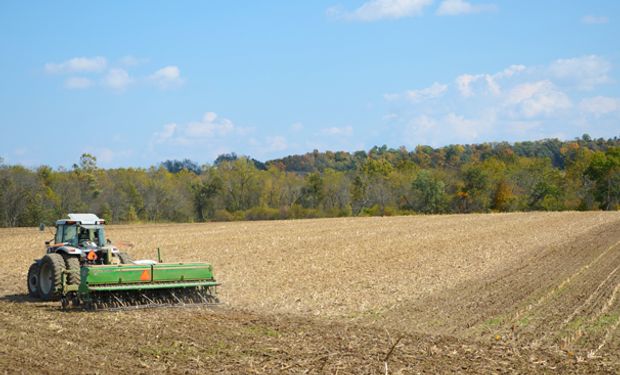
[27,262,40,298]
[39,253,66,301]
[63,255,81,285]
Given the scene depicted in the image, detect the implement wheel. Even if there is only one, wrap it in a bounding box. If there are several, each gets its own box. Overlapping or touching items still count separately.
[63,255,81,285]
[38,253,66,301]
[27,262,40,298]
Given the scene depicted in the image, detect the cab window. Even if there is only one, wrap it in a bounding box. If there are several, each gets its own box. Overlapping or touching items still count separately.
[62,225,77,245]
[78,227,93,243]
[55,226,62,244]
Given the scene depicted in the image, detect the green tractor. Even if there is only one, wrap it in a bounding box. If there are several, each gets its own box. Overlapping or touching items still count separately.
[27,213,219,310]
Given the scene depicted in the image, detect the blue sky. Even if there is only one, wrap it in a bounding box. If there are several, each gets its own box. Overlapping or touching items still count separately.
[1,0,619,168]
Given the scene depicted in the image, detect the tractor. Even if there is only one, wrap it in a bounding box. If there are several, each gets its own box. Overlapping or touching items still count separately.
[27,213,219,309]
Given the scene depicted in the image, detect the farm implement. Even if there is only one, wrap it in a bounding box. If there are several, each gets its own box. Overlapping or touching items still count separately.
[27,214,219,310]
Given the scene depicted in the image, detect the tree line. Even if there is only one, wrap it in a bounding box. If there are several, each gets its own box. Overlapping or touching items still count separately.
[0,135,618,227]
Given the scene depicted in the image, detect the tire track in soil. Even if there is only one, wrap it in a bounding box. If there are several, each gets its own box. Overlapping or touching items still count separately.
[586,281,620,358]
[484,223,620,349]
[553,261,620,354]
[527,246,620,351]
[375,219,620,343]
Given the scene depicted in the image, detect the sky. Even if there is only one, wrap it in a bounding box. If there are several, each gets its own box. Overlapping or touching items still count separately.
[0,0,619,168]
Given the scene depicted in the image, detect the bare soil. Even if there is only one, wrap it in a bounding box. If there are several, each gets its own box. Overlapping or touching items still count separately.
[1,212,619,374]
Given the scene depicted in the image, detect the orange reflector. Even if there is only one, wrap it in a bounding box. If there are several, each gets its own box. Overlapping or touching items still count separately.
[87,250,97,261]
[140,270,151,281]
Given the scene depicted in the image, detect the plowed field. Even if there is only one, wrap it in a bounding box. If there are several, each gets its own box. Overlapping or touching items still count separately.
[1,212,620,374]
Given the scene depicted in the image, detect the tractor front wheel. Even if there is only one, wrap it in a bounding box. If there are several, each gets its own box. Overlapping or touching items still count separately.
[27,262,40,298]
[38,253,66,301]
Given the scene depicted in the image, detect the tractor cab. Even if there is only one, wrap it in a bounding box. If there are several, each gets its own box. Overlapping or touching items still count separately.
[56,221,106,248]
[47,213,120,264]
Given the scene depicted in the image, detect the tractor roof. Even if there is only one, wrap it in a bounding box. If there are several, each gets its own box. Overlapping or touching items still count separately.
[56,213,105,226]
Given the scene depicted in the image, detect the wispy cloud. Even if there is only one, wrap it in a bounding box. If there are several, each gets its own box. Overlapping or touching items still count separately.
[119,55,149,67]
[505,80,572,118]
[455,65,525,97]
[385,55,615,146]
[327,0,433,22]
[581,15,609,25]
[90,147,134,165]
[102,68,133,90]
[579,96,620,116]
[45,56,107,74]
[436,0,496,16]
[548,55,611,90]
[290,122,304,132]
[404,112,494,146]
[150,112,297,160]
[151,112,251,150]
[149,65,184,89]
[64,76,93,89]
[186,112,237,138]
[386,82,448,102]
[321,126,354,136]
[153,123,178,145]
[44,56,183,91]
[265,136,288,152]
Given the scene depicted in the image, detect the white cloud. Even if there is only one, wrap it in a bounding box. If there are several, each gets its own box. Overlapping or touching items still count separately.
[383,93,401,101]
[102,68,132,90]
[322,126,354,136]
[92,147,134,165]
[45,55,185,92]
[455,74,499,98]
[153,123,178,145]
[505,80,571,118]
[391,56,615,145]
[579,96,620,116]
[495,64,527,79]
[266,136,288,152]
[45,56,107,74]
[581,15,608,25]
[383,113,399,121]
[186,112,236,137]
[404,112,491,146]
[444,112,491,140]
[385,82,448,102]
[119,55,148,67]
[290,122,304,132]
[549,55,611,90]
[150,112,289,160]
[405,115,438,143]
[149,65,183,88]
[406,82,448,101]
[436,0,496,16]
[328,0,433,21]
[455,65,525,97]
[456,74,481,97]
[64,77,93,89]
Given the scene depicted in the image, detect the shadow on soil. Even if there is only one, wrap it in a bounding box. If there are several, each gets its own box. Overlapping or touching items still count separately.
[0,294,70,312]
[0,294,38,303]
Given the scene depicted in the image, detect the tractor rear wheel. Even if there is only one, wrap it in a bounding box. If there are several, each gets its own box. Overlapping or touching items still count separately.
[118,252,134,264]
[63,255,81,285]
[27,262,40,298]
[38,253,66,301]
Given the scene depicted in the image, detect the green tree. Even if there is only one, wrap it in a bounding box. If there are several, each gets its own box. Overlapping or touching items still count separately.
[412,170,447,214]
[192,175,222,221]
[586,147,620,210]
[217,158,261,212]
